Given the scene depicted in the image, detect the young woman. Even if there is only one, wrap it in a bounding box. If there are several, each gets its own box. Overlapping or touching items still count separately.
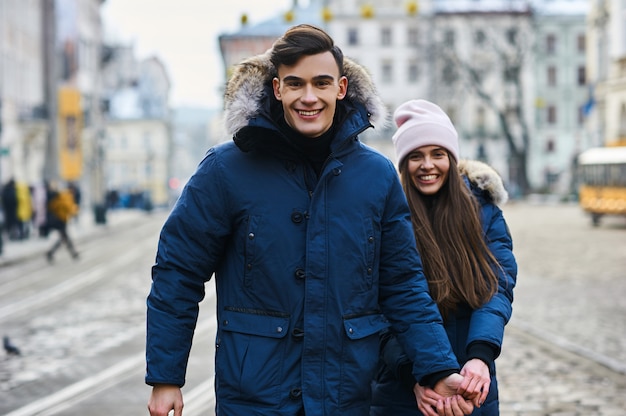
[371,99,517,416]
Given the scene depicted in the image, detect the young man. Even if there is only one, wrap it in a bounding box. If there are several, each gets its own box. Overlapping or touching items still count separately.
[146,24,476,416]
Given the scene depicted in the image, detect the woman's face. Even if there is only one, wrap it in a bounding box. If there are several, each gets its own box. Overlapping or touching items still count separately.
[406,145,451,195]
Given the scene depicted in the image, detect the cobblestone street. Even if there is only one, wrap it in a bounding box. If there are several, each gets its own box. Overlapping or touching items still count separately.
[496,200,626,415]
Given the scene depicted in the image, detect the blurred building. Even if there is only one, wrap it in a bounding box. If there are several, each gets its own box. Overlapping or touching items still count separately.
[0,0,46,185]
[531,1,589,194]
[586,0,626,148]
[0,0,109,220]
[102,49,172,208]
[216,0,596,196]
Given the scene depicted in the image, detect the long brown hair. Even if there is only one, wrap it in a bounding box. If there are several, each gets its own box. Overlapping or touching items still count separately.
[400,155,499,319]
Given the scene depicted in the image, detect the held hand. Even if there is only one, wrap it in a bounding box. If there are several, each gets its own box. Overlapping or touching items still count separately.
[414,383,445,416]
[434,395,475,416]
[459,358,491,407]
[417,377,474,416]
[148,384,183,416]
[432,373,464,397]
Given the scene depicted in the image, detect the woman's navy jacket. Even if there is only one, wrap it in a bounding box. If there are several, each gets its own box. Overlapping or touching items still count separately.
[371,161,518,416]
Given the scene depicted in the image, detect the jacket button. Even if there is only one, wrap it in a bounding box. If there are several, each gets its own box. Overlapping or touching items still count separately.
[294,268,306,280]
[368,236,374,243]
[289,388,303,399]
[276,326,283,333]
[348,327,354,334]
[332,167,341,176]
[291,211,304,223]
[248,232,255,240]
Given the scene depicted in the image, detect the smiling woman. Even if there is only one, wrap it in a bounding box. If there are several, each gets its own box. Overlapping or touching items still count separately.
[100,0,294,109]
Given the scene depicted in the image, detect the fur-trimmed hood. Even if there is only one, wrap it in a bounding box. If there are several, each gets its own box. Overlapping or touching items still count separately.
[459,159,508,206]
[223,51,388,136]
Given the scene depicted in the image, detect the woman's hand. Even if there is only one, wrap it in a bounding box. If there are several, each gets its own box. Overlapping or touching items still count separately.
[459,358,491,407]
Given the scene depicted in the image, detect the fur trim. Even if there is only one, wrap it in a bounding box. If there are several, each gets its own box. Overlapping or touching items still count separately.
[458,160,508,205]
[223,52,389,135]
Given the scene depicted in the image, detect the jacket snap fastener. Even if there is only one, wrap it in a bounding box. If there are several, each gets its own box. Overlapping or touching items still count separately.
[289,388,302,399]
[291,212,304,223]
[248,232,255,239]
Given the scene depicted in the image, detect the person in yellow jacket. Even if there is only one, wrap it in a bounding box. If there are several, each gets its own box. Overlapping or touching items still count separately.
[16,181,33,240]
[45,182,79,262]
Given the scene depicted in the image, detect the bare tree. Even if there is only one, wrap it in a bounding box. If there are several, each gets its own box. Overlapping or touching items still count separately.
[434,9,534,195]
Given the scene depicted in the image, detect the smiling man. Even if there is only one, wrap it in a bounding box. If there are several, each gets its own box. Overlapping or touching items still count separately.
[146,24,477,416]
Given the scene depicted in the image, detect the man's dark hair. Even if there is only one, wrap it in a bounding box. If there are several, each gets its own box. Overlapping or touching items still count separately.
[270,24,344,74]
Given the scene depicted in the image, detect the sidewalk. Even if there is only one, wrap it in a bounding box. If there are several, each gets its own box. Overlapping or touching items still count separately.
[0,208,149,267]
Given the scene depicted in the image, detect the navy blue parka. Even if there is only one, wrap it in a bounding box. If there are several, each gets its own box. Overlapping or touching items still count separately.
[370,160,518,415]
[146,52,459,416]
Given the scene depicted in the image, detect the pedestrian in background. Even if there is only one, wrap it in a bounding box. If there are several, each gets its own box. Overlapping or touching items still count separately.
[15,181,33,239]
[370,100,517,416]
[146,25,478,416]
[45,182,79,262]
[1,178,19,240]
[32,180,49,237]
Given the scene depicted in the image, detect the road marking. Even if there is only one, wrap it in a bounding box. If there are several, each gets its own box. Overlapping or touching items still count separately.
[0,245,148,323]
[4,301,217,415]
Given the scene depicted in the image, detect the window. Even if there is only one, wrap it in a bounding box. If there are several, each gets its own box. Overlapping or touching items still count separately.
[408,28,419,46]
[348,28,359,46]
[506,28,518,45]
[381,27,392,46]
[442,62,457,84]
[547,105,557,124]
[547,66,557,86]
[408,60,419,83]
[578,105,585,126]
[545,138,555,153]
[546,34,557,54]
[381,61,393,84]
[444,30,455,47]
[577,66,586,86]
[577,34,585,53]
[475,29,486,46]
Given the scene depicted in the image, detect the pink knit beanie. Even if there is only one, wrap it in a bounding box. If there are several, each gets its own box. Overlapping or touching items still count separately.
[392,99,459,165]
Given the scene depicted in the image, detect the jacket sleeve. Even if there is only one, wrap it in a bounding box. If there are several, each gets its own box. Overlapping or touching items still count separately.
[466,201,517,359]
[377,166,459,385]
[145,149,231,387]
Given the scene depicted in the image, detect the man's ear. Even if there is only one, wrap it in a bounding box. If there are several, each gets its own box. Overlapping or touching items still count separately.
[337,76,348,100]
[272,77,282,100]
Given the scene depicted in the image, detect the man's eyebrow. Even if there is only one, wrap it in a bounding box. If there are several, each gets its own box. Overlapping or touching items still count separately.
[281,74,336,82]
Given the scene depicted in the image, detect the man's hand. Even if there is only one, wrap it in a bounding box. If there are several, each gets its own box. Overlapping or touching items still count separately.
[148,384,183,416]
[415,377,474,416]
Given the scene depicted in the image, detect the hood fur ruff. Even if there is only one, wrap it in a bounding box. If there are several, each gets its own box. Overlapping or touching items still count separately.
[458,160,508,206]
[223,51,389,135]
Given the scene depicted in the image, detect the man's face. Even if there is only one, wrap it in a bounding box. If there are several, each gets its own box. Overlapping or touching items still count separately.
[272,52,348,138]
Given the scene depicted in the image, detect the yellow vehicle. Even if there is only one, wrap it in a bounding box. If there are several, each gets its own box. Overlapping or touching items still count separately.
[577,146,626,226]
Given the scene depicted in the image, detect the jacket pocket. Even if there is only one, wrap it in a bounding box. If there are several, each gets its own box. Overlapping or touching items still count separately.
[339,313,390,405]
[216,308,290,406]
